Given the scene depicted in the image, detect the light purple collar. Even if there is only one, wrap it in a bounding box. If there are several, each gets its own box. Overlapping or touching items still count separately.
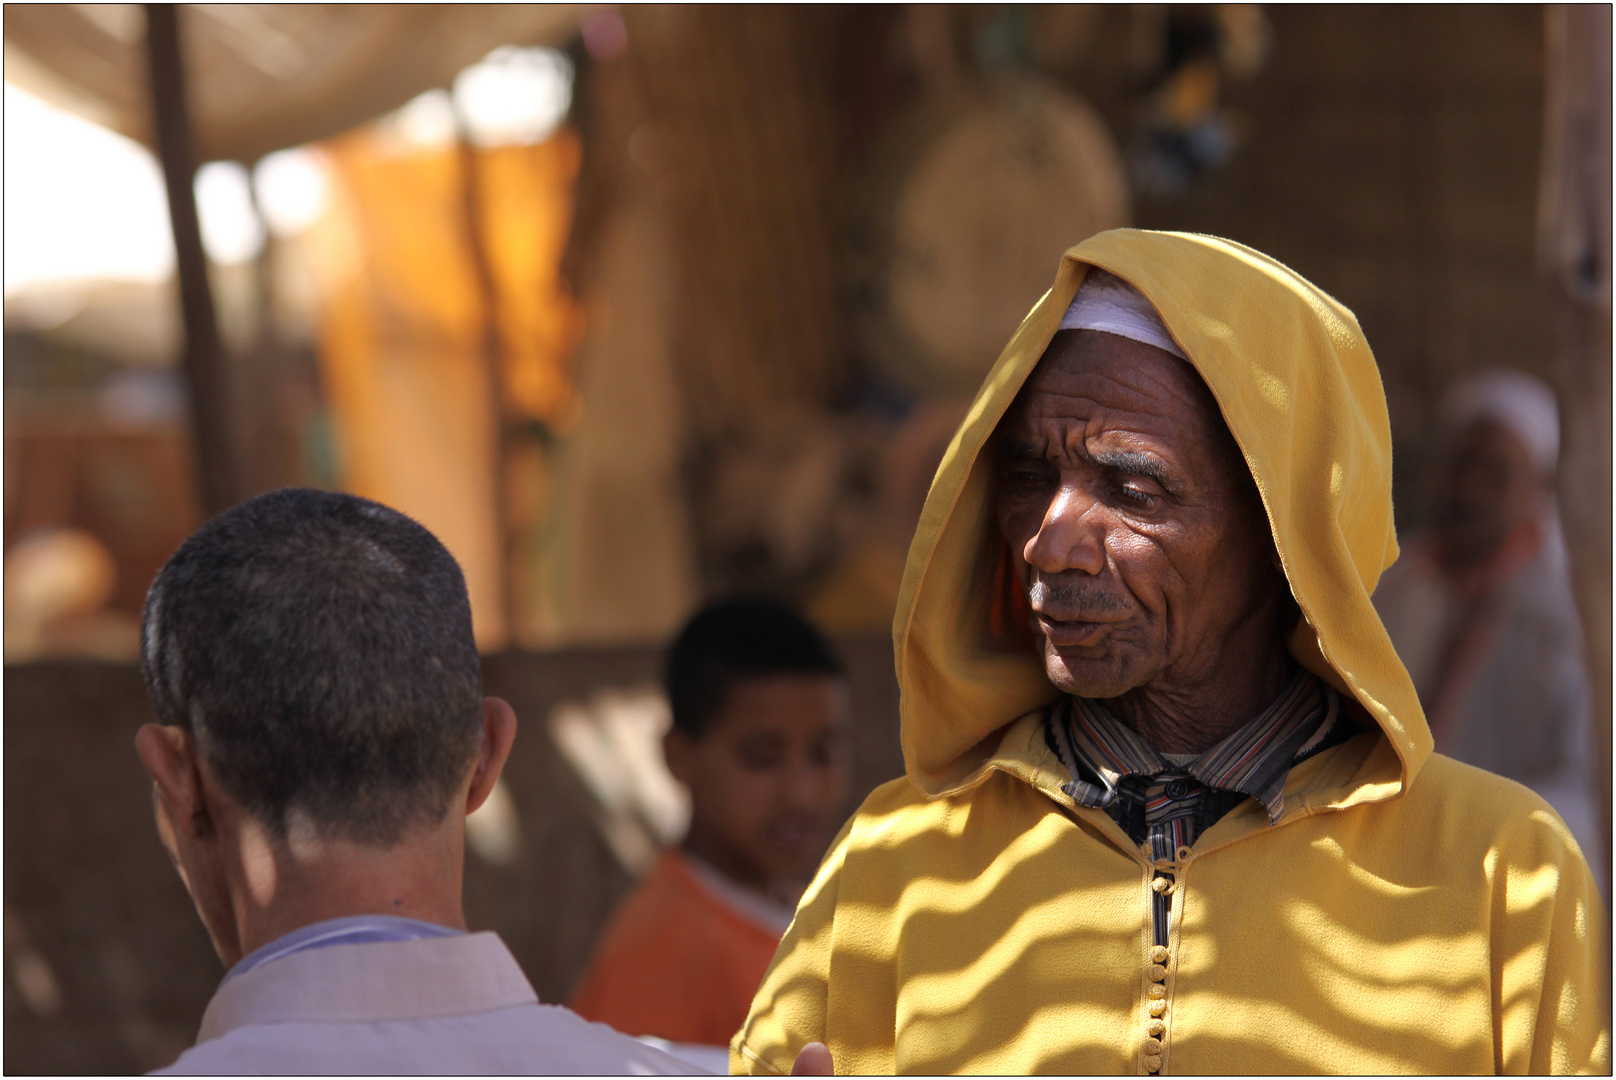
[226,915,462,981]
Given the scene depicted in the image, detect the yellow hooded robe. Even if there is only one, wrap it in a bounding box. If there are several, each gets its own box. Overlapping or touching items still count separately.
[732,230,1609,1075]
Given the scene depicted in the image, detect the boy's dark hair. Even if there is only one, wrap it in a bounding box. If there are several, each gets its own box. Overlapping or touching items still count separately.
[665,598,844,738]
[140,488,484,847]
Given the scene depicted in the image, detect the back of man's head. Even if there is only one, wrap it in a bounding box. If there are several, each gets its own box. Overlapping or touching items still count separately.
[141,487,483,847]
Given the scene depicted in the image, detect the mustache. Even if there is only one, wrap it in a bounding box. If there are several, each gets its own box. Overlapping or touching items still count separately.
[1027,575,1133,614]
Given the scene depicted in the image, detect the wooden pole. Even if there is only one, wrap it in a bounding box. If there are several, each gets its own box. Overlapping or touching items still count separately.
[144,4,237,517]
[454,115,515,646]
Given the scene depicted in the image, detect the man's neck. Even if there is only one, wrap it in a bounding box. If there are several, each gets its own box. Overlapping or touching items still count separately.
[1105,635,1294,756]
[222,820,468,967]
[679,833,798,908]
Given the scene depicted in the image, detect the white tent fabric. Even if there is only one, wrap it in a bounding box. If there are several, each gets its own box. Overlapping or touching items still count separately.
[3,4,589,163]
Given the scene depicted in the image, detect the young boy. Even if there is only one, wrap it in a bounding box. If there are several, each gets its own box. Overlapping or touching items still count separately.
[569,598,852,1048]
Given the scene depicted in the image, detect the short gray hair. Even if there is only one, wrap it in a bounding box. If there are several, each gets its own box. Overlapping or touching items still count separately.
[140,488,484,847]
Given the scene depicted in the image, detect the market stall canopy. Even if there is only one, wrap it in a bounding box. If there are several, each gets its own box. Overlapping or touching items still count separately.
[3,3,591,164]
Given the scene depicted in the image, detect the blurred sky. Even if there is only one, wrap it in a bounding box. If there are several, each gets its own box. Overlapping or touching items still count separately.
[4,82,175,291]
[3,44,573,296]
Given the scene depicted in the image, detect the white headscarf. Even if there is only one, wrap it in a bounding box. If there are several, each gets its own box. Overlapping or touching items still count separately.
[1438,368,1560,475]
[1059,267,1187,359]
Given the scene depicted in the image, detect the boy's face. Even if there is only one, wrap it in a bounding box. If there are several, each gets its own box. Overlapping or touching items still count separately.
[1433,418,1542,564]
[666,674,852,889]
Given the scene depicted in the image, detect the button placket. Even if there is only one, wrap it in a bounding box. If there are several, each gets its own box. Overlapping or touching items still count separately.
[1153,855,1196,1075]
[1143,861,1187,1075]
[1144,935,1170,1073]
[1145,869,1174,1073]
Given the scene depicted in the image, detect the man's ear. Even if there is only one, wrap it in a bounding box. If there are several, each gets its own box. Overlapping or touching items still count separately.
[466,697,517,815]
[663,726,696,787]
[134,723,211,840]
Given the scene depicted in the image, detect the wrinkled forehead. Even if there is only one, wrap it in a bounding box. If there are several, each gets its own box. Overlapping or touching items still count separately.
[998,329,1237,450]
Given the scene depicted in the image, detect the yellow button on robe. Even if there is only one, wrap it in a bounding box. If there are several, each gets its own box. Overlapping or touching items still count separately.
[732,230,1609,1075]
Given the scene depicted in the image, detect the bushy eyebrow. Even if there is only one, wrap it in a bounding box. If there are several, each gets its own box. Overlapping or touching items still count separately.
[1089,448,1176,491]
[1000,438,1042,463]
[998,438,1182,495]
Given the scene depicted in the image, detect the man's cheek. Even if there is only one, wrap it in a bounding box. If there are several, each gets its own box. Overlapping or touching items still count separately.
[999,498,1043,552]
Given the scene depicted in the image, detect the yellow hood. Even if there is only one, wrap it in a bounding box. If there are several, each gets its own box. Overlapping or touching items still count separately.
[894,228,1430,799]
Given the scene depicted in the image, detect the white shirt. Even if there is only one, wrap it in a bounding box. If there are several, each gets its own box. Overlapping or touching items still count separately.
[156,926,708,1075]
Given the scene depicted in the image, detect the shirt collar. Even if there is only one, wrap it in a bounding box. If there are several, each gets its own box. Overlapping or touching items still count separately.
[227,914,462,981]
[1051,668,1335,824]
[198,931,536,1044]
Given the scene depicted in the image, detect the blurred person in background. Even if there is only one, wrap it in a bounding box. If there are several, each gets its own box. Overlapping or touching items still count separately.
[133,489,699,1075]
[570,599,851,1055]
[1373,370,1600,882]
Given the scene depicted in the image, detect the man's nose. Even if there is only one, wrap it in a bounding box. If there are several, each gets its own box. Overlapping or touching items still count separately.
[782,756,827,808]
[1023,484,1106,577]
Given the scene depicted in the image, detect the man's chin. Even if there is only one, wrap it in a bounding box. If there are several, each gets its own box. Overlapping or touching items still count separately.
[1042,642,1141,700]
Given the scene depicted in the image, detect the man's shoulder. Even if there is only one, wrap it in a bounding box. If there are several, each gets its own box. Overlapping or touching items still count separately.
[835,762,1064,875]
[857,774,933,813]
[169,932,704,1075]
[842,774,967,843]
[157,1003,704,1075]
[850,740,1063,824]
[1410,752,1561,811]
[1394,752,1588,863]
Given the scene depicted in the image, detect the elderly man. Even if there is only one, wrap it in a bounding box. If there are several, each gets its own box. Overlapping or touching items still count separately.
[732,231,1608,1074]
[134,488,701,1074]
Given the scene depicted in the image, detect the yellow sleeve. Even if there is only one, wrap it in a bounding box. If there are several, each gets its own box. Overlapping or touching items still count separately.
[1494,804,1611,1074]
[731,814,860,1076]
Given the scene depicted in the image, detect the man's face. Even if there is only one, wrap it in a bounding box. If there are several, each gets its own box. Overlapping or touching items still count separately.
[1432,418,1541,563]
[993,330,1284,700]
[667,674,851,888]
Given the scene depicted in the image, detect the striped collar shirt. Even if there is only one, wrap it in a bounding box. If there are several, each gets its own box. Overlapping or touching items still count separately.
[1047,668,1355,856]
[1047,668,1359,955]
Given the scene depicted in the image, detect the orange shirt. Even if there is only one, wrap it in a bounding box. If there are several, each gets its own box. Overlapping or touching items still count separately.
[569,850,787,1047]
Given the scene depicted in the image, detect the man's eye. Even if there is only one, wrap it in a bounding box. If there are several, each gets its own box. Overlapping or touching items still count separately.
[1116,482,1159,507]
[811,732,847,768]
[1008,467,1051,488]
